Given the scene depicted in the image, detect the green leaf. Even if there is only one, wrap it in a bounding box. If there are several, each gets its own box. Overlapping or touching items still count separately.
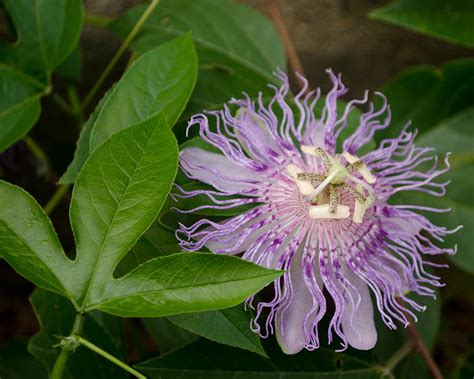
[57,46,82,81]
[370,0,474,48]
[89,34,197,151]
[143,317,199,355]
[375,60,474,273]
[0,341,48,379]
[0,0,83,81]
[69,115,179,305]
[0,0,83,151]
[374,290,441,378]
[375,59,474,143]
[28,289,127,379]
[115,223,180,276]
[0,66,43,152]
[169,305,267,356]
[87,252,282,317]
[390,108,474,273]
[110,0,285,121]
[0,180,73,298]
[136,339,382,378]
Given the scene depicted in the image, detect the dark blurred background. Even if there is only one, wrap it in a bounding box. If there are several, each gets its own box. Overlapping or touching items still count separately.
[1,0,473,373]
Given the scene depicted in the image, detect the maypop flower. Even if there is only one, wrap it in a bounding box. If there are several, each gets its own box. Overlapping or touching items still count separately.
[176,70,458,354]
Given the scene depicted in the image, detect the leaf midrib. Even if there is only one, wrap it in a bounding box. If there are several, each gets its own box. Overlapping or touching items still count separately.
[79,126,158,308]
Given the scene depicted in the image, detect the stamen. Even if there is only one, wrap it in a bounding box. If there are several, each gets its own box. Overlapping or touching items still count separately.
[346,160,363,173]
[297,172,326,181]
[287,164,314,195]
[309,204,350,219]
[306,169,340,199]
[341,184,366,203]
[291,146,377,223]
[301,146,334,169]
[353,185,375,224]
[344,152,376,184]
[328,185,338,214]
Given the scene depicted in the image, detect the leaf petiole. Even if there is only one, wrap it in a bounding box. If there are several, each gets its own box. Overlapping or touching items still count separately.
[72,335,146,379]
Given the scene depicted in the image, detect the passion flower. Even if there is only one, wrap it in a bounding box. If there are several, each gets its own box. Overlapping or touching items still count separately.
[176,70,458,354]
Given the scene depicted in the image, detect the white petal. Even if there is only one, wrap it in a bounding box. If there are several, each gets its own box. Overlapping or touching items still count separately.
[180,148,261,192]
[276,244,316,355]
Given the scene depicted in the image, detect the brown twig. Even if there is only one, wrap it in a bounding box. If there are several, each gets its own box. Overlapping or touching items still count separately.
[405,317,443,379]
[397,298,443,379]
[266,0,308,94]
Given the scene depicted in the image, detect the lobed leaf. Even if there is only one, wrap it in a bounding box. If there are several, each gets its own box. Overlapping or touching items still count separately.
[69,115,179,305]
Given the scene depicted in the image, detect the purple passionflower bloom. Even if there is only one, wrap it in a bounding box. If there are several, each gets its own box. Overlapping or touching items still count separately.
[176,70,458,354]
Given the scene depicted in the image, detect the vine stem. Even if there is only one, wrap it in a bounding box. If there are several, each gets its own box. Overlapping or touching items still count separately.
[23,136,50,174]
[73,335,146,378]
[51,313,85,379]
[44,184,70,215]
[81,0,160,110]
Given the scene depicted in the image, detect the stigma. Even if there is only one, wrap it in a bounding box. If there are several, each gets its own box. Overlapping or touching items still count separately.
[287,146,376,223]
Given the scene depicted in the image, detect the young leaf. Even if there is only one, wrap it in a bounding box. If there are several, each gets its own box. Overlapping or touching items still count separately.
[0,180,73,298]
[28,289,127,379]
[110,0,285,120]
[370,0,474,48]
[89,34,197,151]
[169,305,267,356]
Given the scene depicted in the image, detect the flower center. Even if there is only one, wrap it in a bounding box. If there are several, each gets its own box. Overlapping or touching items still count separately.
[287,146,376,223]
